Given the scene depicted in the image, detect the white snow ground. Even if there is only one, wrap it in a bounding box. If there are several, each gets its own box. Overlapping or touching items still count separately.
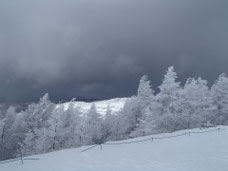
[1,126,228,171]
[60,98,128,116]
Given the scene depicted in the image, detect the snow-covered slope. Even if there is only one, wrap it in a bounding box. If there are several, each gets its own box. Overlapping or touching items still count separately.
[60,98,128,116]
[1,126,228,171]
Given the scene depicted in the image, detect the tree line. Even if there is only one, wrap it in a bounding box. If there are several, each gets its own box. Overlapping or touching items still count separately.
[0,66,228,160]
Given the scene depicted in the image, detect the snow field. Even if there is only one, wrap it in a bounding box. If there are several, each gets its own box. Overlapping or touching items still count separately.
[1,126,228,171]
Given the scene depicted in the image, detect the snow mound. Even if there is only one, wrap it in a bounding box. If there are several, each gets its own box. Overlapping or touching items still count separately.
[60,98,128,116]
[1,126,228,171]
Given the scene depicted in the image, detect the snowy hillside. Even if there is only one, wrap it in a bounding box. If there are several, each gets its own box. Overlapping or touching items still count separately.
[60,98,128,115]
[1,126,228,171]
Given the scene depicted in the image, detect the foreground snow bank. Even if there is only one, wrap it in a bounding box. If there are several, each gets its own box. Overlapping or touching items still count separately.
[1,126,228,171]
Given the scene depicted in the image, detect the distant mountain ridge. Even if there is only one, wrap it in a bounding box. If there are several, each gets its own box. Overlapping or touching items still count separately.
[59,98,128,116]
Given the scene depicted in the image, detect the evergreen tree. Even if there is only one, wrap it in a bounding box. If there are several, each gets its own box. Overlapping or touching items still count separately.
[211,74,228,125]
[157,66,182,132]
[116,96,139,139]
[103,105,115,140]
[64,101,82,147]
[135,75,154,124]
[180,78,215,129]
[118,75,154,138]
[82,104,104,144]
[132,95,161,136]
[20,93,55,156]
[0,107,21,159]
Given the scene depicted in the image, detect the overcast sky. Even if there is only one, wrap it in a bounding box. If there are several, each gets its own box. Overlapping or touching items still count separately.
[0,0,228,103]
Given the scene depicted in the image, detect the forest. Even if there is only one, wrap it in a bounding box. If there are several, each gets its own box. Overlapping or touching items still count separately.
[1,66,228,161]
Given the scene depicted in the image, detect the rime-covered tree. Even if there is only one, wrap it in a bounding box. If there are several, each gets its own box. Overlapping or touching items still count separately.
[118,75,154,138]
[106,110,123,141]
[63,101,82,147]
[23,93,55,130]
[103,105,117,140]
[157,66,182,132]
[33,105,66,153]
[132,95,162,136]
[20,93,55,156]
[82,104,104,144]
[211,74,228,125]
[116,97,139,139]
[135,75,154,122]
[137,75,153,106]
[21,103,82,154]
[180,78,215,129]
[0,107,22,159]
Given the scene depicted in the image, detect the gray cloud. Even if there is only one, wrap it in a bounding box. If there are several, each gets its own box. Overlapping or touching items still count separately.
[0,0,228,103]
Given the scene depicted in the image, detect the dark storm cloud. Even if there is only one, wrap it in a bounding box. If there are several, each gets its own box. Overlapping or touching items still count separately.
[0,0,228,103]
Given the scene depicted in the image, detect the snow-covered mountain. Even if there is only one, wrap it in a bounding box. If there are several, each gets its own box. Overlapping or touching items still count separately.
[60,98,128,116]
[1,126,227,171]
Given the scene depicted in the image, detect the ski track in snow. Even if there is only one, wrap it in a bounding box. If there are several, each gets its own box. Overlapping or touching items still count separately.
[1,126,228,171]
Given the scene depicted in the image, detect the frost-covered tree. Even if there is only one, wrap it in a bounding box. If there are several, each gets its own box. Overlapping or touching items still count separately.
[33,127,55,154]
[82,104,104,144]
[118,75,154,138]
[157,66,182,132]
[137,75,154,106]
[103,105,119,141]
[116,97,139,139]
[20,93,55,156]
[63,101,82,147]
[103,105,112,139]
[21,103,82,155]
[180,78,215,129]
[0,107,22,159]
[22,93,55,131]
[132,95,162,136]
[211,74,228,125]
[135,75,154,122]
[32,105,66,154]
[106,110,123,141]
[130,76,157,137]
[49,106,66,150]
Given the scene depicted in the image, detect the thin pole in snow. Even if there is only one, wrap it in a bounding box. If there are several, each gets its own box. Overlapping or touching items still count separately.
[20,157,23,164]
